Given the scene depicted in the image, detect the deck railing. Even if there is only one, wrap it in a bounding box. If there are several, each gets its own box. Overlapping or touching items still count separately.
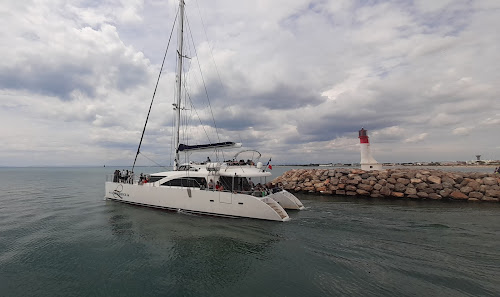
[106,174,276,197]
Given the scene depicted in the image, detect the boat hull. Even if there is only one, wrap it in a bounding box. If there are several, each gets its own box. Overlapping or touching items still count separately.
[268,190,305,210]
[105,182,289,221]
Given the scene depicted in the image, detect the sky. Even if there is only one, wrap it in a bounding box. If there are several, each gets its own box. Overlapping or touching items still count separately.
[0,0,499,167]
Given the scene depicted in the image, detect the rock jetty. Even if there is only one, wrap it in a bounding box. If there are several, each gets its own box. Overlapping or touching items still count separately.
[272,168,500,202]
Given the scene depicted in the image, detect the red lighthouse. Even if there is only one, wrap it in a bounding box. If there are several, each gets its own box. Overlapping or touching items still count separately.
[359,128,382,171]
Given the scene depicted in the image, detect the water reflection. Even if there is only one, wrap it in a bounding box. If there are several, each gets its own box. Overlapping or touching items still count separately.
[105,202,282,294]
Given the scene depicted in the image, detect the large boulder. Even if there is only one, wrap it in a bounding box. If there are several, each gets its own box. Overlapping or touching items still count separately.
[485,189,500,198]
[424,188,436,194]
[405,188,417,195]
[394,183,407,192]
[391,173,405,179]
[356,189,370,196]
[441,176,455,184]
[380,186,391,196]
[460,186,473,194]
[415,172,427,181]
[450,191,468,200]
[346,185,357,191]
[417,192,429,198]
[392,192,404,198]
[439,188,453,198]
[416,183,428,190]
[358,184,373,191]
[467,180,481,191]
[427,176,442,184]
[428,193,442,200]
[441,182,454,189]
[429,183,444,190]
[468,192,483,199]
[314,182,325,188]
[483,177,498,186]
[387,177,397,184]
[397,178,410,185]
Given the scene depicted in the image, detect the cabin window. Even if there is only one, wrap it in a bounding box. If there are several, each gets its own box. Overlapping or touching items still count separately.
[148,176,166,183]
[161,177,206,188]
[219,176,251,192]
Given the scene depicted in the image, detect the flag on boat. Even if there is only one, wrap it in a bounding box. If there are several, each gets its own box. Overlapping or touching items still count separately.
[266,158,272,170]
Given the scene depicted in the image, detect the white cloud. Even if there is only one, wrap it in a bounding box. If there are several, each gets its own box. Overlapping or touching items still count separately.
[481,115,500,126]
[404,133,429,143]
[0,0,499,166]
[452,127,473,136]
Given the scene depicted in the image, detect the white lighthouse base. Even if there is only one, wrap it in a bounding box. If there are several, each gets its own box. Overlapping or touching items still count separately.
[361,163,383,171]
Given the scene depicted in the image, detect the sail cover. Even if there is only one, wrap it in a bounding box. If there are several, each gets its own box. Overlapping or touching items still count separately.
[178,142,242,152]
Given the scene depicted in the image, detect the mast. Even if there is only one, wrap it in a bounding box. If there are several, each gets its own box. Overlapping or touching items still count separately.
[174,0,185,170]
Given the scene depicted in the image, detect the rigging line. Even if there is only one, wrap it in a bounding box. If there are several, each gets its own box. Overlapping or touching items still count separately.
[194,0,243,146]
[139,152,170,171]
[182,79,212,144]
[185,13,224,162]
[132,7,179,171]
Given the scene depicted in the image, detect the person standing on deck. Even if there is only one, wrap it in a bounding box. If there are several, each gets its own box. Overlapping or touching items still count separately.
[248,178,254,190]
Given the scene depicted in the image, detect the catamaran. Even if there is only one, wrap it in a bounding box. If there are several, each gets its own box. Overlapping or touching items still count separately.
[104,0,304,221]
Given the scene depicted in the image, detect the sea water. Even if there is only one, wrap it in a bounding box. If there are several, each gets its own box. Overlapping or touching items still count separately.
[0,167,499,296]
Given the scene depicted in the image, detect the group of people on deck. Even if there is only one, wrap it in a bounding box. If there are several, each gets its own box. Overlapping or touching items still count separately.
[207,179,224,191]
[204,177,282,197]
[113,169,134,184]
[138,173,150,184]
[113,169,151,184]
[205,156,255,166]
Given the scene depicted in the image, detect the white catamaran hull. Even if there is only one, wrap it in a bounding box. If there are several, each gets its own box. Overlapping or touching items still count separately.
[268,190,305,210]
[105,182,290,221]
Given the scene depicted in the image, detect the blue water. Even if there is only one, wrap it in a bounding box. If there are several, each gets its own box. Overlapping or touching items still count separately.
[0,167,499,296]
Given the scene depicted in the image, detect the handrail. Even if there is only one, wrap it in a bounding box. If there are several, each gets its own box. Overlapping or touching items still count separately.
[233,149,261,161]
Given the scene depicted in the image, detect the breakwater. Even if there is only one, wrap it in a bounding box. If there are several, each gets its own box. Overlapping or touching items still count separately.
[272,168,500,202]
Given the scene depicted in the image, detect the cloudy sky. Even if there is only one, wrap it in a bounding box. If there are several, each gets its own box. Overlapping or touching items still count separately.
[1,0,499,167]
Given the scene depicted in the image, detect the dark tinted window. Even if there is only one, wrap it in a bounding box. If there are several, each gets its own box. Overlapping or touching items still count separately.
[161,177,206,188]
[149,176,166,183]
[219,176,250,191]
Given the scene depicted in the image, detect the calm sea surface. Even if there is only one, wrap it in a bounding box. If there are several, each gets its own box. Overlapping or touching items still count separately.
[0,167,499,297]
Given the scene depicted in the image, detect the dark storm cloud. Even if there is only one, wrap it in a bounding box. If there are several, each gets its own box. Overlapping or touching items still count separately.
[295,113,398,143]
[190,78,327,111]
[0,64,95,100]
[0,59,149,101]
[242,84,327,110]
[192,108,267,132]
